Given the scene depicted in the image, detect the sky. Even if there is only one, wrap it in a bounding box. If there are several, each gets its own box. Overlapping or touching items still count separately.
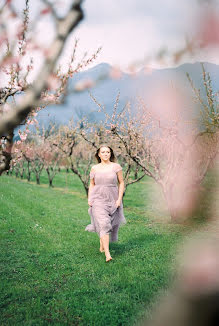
[78,0,200,68]
[79,0,219,69]
[2,0,219,72]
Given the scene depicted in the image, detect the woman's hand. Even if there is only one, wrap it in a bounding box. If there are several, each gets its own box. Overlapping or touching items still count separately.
[115,199,121,208]
[88,200,92,206]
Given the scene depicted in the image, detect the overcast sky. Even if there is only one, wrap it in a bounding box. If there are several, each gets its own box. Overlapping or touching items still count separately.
[3,0,219,71]
[79,0,219,69]
[80,0,198,66]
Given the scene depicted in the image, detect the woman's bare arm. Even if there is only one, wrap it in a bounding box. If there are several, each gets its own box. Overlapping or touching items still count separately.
[116,170,124,206]
[88,170,95,206]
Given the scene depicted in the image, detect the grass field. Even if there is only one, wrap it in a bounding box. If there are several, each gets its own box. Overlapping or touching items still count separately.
[0,171,190,325]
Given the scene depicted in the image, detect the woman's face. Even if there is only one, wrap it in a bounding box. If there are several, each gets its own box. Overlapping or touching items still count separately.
[98,146,111,162]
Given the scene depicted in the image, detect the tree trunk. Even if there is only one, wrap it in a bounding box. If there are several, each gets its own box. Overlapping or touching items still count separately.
[27,162,31,181]
[46,168,54,187]
[49,178,53,187]
[70,164,89,197]
[36,174,40,185]
[0,131,14,176]
[20,168,24,179]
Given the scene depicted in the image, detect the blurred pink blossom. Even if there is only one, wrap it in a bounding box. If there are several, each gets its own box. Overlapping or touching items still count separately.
[109,66,122,79]
[74,78,95,92]
[180,242,219,296]
[40,8,52,15]
[197,9,219,47]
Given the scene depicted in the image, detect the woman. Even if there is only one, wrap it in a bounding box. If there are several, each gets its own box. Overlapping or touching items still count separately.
[85,145,126,262]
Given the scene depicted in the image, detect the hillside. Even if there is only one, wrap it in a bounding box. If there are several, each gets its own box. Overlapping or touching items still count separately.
[15,61,219,135]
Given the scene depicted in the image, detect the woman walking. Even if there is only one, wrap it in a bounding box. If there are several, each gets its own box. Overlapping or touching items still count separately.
[85,145,126,262]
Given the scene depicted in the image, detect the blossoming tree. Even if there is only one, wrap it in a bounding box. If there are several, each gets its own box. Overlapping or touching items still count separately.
[90,65,219,221]
[0,0,99,175]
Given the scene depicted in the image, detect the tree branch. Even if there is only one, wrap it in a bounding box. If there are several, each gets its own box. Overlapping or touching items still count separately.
[0,0,84,137]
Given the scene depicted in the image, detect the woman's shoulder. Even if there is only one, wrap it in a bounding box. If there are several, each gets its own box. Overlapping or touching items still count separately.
[113,162,122,172]
[91,164,101,171]
[113,162,120,165]
[113,162,121,167]
[90,164,99,179]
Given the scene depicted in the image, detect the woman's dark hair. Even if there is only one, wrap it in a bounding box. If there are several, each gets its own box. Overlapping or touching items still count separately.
[95,144,115,163]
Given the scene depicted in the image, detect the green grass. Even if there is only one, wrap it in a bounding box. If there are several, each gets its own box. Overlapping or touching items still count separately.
[0,172,187,325]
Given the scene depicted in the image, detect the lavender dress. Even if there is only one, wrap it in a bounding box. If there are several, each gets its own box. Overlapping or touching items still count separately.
[85,163,126,242]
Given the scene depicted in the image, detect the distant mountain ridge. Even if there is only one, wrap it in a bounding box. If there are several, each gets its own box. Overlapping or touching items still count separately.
[16,61,219,135]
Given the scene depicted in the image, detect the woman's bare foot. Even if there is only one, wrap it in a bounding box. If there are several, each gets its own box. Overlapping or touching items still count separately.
[106,255,113,262]
[100,235,112,261]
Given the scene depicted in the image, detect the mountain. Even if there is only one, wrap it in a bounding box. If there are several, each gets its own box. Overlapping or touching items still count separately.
[16,61,219,134]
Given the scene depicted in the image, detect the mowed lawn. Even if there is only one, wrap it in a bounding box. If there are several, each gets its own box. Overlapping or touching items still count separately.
[0,172,186,326]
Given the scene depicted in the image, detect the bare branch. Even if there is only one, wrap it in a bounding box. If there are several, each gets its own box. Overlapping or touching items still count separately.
[125,172,147,187]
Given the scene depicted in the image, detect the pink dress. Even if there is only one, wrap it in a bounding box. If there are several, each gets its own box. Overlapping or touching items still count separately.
[85,163,126,242]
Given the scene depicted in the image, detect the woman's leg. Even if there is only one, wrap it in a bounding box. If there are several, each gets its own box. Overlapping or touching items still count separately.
[100,238,104,252]
[101,234,112,261]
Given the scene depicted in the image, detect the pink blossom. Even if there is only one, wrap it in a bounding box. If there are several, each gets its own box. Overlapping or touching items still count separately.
[18,80,25,88]
[74,78,95,92]
[3,56,20,66]
[197,9,219,47]
[109,66,122,79]
[0,35,8,47]
[181,243,219,295]
[20,133,27,141]
[40,8,52,15]
[26,120,35,125]
[43,94,57,102]
[27,65,33,71]
[47,74,61,90]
